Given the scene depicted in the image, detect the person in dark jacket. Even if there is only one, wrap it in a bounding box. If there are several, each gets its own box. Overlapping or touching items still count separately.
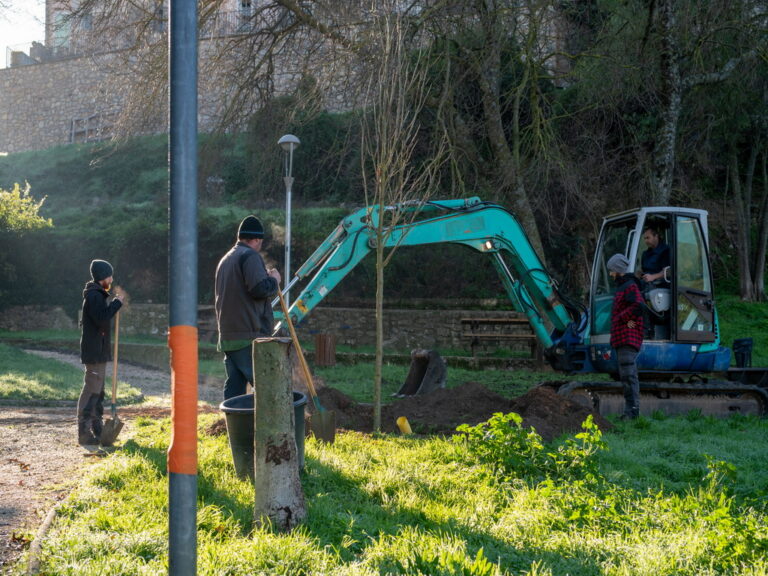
[215,215,281,400]
[641,226,671,286]
[607,253,645,419]
[79,259,123,446]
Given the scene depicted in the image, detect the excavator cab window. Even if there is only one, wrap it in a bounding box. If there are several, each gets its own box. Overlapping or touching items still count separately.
[674,216,716,342]
[590,216,638,338]
[591,210,716,345]
[637,216,672,340]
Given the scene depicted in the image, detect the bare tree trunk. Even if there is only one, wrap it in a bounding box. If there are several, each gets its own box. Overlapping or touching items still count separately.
[754,151,768,300]
[470,28,546,260]
[252,338,305,531]
[730,150,755,300]
[652,0,681,205]
[373,210,384,433]
[465,0,552,260]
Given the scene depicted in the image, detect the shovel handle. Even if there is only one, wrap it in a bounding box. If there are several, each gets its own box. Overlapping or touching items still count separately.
[111,311,119,404]
[277,290,321,406]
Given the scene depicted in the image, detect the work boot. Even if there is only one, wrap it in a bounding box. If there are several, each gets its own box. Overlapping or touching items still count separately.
[78,420,98,446]
[91,419,104,442]
[78,430,99,446]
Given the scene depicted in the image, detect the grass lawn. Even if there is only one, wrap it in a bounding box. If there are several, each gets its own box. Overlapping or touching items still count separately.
[3,297,768,574]
[313,362,606,404]
[0,343,143,404]
[14,411,768,575]
[717,294,768,366]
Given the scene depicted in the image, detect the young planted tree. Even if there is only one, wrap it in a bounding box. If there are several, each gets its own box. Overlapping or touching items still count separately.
[360,9,447,432]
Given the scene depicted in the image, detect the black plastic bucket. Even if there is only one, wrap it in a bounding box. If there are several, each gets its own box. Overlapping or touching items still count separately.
[733,338,753,368]
[220,391,307,481]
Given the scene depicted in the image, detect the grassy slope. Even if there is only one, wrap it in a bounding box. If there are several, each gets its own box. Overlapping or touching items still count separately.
[717,294,768,366]
[17,412,768,576]
[0,343,143,404]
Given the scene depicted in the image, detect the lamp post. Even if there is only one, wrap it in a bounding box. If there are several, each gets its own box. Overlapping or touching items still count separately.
[278,134,300,308]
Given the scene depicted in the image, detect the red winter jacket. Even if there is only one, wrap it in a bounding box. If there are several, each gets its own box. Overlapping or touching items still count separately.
[610,276,644,351]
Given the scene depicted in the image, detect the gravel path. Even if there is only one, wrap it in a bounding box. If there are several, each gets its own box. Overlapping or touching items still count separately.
[0,349,223,573]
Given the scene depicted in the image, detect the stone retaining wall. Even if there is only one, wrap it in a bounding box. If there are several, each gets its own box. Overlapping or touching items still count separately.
[0,36,350,154]
[0,303,534,353]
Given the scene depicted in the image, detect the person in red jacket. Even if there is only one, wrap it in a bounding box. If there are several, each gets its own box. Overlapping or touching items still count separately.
[607,253,645,419]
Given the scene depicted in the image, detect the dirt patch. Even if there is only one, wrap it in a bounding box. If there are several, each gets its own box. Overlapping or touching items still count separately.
[206,382,612,443]
[317,382,612,441]
[0,349,223,573]
[0,403,198,573]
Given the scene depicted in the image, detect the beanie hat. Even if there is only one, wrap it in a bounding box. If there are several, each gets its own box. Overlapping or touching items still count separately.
[606,253,630,274]
[90,259,114,282]
[238,215,264,239]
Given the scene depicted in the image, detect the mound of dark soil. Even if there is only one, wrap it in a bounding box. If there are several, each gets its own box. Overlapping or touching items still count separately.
[317,382,612,442]
[204,382,612,442]
[508,386,612,441]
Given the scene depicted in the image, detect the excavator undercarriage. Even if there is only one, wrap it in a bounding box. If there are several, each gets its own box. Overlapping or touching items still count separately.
[547,374,768,418]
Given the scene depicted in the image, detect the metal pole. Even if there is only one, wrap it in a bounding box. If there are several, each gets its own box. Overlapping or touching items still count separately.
[168,1,198,575]
[278,135,299,308]
[284,156,293,308]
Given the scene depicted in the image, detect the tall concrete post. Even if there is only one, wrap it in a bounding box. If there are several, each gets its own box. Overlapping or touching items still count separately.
[252,337,306,530]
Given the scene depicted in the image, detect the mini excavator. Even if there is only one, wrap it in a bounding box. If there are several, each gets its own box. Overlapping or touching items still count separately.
[273,198,768,417]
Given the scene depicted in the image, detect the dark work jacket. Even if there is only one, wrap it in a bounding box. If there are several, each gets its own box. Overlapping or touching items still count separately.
[80,281,122,364]
[214,242,279,352]
[642,243,670,275]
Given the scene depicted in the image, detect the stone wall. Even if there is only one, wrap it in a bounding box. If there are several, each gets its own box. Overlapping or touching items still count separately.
[120,304,532,351]
[0,54,124,153]
[0,35,353,154]
[0,305,77,331]
[0,303,534,353]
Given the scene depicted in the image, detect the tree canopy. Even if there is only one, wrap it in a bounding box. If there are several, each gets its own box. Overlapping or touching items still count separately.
[0,183,52,232]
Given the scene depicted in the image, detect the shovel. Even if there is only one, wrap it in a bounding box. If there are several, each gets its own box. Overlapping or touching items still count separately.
[100,311,124,446]
[277,291,336,443]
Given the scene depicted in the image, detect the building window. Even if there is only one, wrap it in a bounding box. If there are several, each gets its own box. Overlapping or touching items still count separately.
[152,2,166,33]
[53,11,71,53]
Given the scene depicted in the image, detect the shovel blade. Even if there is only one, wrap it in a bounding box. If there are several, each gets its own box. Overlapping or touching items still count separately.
[100,416,124,447]
[310,410,336,443]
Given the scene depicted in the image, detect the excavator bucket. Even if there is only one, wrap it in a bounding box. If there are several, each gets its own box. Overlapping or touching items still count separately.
[394,349,447,397]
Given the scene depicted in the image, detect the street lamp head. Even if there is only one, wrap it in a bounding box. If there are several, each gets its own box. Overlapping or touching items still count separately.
[278,134,300,151]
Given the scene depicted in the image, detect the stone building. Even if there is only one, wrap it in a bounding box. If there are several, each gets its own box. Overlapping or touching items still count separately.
[0,0,316,154]
[0,0,570,155]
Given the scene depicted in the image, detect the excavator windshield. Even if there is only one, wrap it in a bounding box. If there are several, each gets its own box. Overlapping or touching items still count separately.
[590,216,638,338]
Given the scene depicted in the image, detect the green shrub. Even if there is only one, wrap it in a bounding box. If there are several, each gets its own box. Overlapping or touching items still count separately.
[455,413,606,483]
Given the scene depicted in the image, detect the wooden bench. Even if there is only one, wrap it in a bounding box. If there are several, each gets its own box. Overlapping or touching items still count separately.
[198,307,219,344]
[460,317,540,360]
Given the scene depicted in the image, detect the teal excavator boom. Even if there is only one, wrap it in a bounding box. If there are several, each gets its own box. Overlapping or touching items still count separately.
[274,197,768,418]
[274,198,586,350]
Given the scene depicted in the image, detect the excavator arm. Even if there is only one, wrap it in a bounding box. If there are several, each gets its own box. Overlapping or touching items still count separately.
[274,198,587,351]
[272,197,768,416]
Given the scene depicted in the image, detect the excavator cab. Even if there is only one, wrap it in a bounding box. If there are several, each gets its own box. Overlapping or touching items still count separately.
[588,207,729,375]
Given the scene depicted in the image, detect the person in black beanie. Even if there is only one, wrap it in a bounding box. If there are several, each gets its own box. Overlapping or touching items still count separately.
[215,215,281,399]
[78,259,123,446]
[606,253,645,419]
